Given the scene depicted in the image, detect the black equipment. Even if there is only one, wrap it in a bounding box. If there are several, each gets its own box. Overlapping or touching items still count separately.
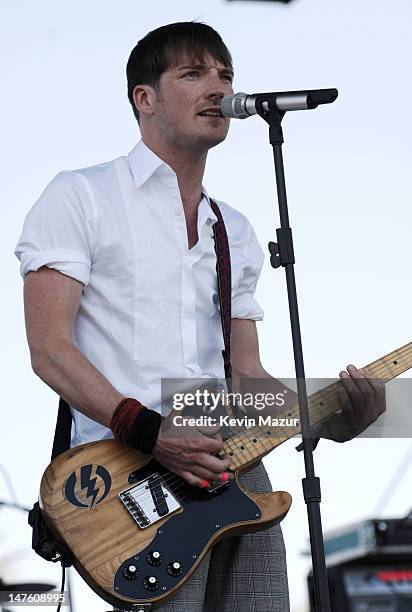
[308,518,412,611]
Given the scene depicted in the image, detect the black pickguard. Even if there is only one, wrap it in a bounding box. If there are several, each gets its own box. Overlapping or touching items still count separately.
[113,459,260,602]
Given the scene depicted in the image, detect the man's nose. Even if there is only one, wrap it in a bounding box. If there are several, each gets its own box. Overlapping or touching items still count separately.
[205,73,233,101]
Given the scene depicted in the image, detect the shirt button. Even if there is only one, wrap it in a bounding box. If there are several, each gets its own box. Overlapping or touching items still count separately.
[174,207,182,217]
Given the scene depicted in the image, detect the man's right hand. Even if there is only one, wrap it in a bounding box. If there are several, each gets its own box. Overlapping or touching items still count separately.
[152,416,233,487]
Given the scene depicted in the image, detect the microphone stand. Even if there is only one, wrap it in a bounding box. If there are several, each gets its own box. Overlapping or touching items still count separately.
[255,99,332,611]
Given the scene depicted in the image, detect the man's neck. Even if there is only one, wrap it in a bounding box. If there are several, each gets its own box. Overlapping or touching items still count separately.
[142,138,207,213]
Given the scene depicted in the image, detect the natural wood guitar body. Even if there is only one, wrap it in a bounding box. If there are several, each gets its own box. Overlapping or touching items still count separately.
[40,439,291,609]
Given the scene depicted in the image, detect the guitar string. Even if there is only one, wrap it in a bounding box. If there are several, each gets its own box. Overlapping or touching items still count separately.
[221,344,412,456]
[125,345,412,507]
[195,343,412,462]
[125,352,412,510]
[121,388,406,509]
[123,345,412,507]
[161,343,412,494]
[124,443,297,509]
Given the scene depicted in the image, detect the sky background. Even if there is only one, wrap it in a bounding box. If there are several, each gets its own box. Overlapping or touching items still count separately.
[1,0,412,610]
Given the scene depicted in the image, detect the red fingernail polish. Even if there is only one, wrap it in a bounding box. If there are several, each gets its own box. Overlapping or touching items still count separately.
[200,479,210,488]
[220,472,229,483]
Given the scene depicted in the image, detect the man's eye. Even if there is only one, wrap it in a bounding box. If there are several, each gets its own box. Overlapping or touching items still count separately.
[185,71,200,78]
[222,75,233,83]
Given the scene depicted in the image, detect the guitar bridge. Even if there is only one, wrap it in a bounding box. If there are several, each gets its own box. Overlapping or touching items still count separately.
[119,474,181,529]
[207,479,230,493]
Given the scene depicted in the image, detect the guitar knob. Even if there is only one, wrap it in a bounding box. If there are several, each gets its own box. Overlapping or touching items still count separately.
[147,550,162,566]
[167,561,183,577]
[144,576,159,591]
[123,564,139,580]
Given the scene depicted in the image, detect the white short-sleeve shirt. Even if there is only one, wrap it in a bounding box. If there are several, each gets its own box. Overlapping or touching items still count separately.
[15,140,265,446]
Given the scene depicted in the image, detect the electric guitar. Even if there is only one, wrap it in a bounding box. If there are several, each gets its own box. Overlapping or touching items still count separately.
[38,342,412,609]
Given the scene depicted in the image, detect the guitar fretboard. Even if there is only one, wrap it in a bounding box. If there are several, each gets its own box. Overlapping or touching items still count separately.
[223,342,412,471]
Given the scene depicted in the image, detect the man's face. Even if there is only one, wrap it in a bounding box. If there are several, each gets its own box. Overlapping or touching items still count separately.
[152,53,234,152]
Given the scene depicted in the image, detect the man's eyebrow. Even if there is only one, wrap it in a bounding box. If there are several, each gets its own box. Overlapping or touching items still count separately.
[176,63,234,77]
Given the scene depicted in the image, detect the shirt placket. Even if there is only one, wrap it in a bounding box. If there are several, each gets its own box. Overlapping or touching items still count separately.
[174,200,209,376]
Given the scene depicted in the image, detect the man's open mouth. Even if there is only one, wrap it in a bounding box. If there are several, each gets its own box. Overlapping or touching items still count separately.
[198,109,224,117]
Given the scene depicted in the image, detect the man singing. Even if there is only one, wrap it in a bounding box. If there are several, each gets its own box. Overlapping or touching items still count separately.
[15,21,385,611]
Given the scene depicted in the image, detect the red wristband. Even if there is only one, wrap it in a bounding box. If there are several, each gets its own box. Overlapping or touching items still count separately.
[110,397,163,455]
[110,398,145,441]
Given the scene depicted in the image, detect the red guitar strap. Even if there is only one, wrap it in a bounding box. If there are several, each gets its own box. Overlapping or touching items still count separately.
[210,199,232,384]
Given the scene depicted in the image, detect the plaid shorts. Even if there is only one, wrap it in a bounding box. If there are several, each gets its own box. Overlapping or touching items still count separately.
[152,461,290,612]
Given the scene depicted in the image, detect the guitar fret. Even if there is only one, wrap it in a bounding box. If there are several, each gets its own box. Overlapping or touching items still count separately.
[224,429,274,466]
[398,351,410,372]
[368,343,412,380]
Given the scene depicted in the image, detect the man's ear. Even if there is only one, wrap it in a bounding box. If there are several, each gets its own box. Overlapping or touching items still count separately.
[132,84,157,118]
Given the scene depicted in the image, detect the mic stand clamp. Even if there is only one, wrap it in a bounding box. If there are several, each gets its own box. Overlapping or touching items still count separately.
[256,98,332,612]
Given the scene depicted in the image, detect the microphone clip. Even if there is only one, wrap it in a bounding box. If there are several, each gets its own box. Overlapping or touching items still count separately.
[255,97,286,145]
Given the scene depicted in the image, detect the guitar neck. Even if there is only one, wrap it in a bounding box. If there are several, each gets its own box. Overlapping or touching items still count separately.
[223,341,412,471]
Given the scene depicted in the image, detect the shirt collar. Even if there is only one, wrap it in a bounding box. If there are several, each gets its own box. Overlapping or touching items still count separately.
[127,139,167,188]
[128,140,218,224]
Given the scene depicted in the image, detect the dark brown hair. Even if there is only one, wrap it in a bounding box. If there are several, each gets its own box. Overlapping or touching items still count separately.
[126,21,233,122]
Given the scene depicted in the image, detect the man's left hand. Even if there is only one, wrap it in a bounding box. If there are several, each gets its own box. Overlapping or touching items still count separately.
[321,364,386,442]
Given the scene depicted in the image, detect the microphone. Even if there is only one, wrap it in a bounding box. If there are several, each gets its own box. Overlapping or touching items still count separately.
[221,88,338,119]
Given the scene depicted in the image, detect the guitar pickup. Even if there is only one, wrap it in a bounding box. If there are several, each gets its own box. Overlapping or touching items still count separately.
[119,474,181,529]
[148,474,169,516]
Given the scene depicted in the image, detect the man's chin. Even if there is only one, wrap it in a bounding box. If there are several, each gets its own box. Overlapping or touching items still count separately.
[196,126,230,150]
[173,126,230,152]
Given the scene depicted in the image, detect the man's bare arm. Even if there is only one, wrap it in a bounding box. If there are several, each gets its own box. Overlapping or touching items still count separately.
[24,267,124,427]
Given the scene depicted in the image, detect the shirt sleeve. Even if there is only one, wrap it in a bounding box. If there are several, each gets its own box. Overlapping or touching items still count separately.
[218,202,265,321]
[14,171,95,286]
